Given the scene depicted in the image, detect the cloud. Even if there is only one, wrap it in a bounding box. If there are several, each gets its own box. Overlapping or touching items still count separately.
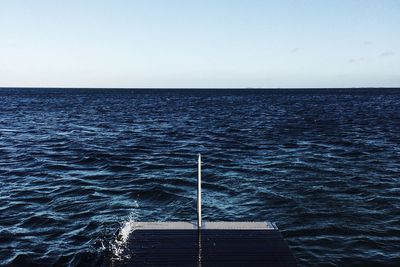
[348,57,367,63]
[380,51,395,57]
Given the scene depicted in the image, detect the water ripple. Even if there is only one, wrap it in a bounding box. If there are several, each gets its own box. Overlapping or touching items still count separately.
[0,88,400,266]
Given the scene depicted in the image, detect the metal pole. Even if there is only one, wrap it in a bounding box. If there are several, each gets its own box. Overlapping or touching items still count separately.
[197,154,202,229]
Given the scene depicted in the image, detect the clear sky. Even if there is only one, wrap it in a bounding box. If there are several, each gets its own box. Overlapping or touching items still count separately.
[0,0,399,88]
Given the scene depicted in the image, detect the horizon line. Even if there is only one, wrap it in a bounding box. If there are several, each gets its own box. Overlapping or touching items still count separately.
[1,86,400,90]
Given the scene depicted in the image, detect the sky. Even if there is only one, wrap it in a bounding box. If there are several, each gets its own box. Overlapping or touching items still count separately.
[0,0,399,88]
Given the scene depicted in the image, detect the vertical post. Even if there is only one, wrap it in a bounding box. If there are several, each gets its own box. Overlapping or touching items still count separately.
[197,154,202,229]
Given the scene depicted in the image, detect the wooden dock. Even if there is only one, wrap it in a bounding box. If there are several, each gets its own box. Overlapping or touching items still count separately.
[117,221,297,266]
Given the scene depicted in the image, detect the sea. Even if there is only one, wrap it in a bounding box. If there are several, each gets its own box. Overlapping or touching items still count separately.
[0,88,399,266]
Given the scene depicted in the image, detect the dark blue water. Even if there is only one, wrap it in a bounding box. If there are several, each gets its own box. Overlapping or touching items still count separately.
[1,88,400,266]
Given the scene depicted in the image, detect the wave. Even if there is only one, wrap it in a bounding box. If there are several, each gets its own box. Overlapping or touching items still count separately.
[109,201,140,262]
[1,88,400,266]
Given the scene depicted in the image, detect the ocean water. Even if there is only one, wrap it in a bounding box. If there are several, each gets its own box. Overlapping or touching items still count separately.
[0,88,399,266]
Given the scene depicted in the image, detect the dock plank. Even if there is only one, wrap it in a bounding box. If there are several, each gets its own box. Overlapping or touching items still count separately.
[116,222,297,266]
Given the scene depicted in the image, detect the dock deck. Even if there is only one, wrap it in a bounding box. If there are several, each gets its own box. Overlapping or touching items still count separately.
[118,221,297,266]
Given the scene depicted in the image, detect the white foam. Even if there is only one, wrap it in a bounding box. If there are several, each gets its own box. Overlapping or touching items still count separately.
[111,201,139,260]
